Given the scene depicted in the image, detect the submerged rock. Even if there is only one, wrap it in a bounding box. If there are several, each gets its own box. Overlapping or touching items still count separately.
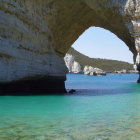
[68,89,76,94]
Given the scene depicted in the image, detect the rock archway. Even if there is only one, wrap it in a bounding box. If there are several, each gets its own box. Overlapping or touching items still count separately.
[0,0,140,94]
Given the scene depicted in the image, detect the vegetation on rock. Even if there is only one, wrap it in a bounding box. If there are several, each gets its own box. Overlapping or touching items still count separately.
[67,47,133,72]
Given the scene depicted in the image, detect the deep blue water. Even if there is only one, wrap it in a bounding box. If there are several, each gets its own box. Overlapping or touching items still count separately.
[0,73,140,140]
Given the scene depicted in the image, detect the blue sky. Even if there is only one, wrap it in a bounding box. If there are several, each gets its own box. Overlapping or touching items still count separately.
[72,27,133,64]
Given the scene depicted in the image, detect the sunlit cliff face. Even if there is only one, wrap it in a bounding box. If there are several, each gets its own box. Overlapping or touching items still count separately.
[0,0,140,83]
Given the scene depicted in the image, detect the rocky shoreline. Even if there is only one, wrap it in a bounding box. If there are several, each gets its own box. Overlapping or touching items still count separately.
[64,54,138,75]
[64,54,106,75]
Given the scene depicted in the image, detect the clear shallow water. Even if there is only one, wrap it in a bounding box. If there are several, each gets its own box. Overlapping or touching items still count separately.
[1,74,140,140]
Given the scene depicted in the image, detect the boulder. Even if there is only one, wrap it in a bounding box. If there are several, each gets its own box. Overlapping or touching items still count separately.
[84,66,106,76]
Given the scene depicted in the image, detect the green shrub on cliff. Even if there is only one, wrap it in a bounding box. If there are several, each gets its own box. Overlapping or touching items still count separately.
[67,47,133,72]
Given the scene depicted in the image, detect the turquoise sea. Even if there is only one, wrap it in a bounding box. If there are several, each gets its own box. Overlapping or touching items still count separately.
[0,74,140,140]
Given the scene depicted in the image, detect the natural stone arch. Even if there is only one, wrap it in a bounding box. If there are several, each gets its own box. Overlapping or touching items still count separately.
[0,0,140,94]
[50,0,136,58]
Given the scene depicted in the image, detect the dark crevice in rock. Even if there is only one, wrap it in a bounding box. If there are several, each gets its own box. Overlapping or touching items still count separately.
[0,76,66,95]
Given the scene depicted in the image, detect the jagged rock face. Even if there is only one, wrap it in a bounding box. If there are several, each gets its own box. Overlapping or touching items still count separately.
[0,0,68,83]
[0,0,140,92]
[64,54,75,73]
[72,61,82,73]
[84,66,90,75]
[64,54,82,73]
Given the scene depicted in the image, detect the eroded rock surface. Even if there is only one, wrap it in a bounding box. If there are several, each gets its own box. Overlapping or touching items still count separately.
[64,54,75,73]
[84,66,106,76]
[64,54,82,73]
[0,0,140,93]
[72,61,82,74]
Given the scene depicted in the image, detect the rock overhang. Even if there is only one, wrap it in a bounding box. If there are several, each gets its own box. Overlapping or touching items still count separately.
[0,0,140,93]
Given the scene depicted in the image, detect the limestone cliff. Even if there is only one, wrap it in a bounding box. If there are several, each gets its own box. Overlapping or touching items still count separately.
[0,0,140,93]
[64,54,82,73]
[64,54,75,73]
[72,61,82,74]
[67,47,133,72]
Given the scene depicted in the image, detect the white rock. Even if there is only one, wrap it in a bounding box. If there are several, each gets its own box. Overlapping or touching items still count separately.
[64,54,82,73]
[84,66,90,75]
[1,0,139,83]
[64,54,75,73]
[134,64,137,71]
[89,66,94,72]
[136,53,140,64]
[84,66,106,76]
[72,61,82,73]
